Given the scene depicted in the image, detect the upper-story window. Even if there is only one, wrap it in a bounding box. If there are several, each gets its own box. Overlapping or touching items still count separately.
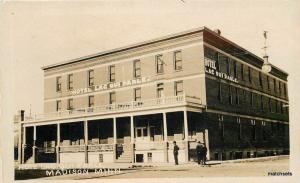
[134,88,141,101]
[157,83,164,98]
[175,81,183,96]
[67,74,73,90]
[251,120,256,141]
[88,95,94,107]
[268,98,272,112]
[218,115,224,140]
[133,60,141,78]
[56,100,62,111]
[174,51,182,70]
[250,92,254,107]
[235,87,240,105]
[109,92,116,104]
[229,85,233,105]
[156,54,164,74]
[283,83,287,97]
[109,65,115,82]
[279,82,282,95]
[68,98,73,110]
[259,72,263,87]
[237,117,241,140]
[56,76,62,92]
[88,70,94,86]
[267,76,270,90]
[218,82,222,102]
[226,58,231,75]
[241,64,244,81]
[260,95,264,111]
[248,66,252,83]
[233,61,237,79]
[273,78,277,93]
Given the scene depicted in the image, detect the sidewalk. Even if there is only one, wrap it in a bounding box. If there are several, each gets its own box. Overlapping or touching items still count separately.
[16,155,289,170]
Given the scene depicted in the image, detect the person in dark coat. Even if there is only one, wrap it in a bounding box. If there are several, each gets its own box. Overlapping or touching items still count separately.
[196,141,203,165]
[173,141,179,165]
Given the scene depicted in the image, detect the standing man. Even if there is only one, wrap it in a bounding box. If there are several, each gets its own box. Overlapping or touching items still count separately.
[173,141,179,165]
[202,143,208,165]
[196,141,203,165]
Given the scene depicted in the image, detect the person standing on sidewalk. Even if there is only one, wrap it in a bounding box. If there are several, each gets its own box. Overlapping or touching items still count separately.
[173,141,179,165]
[196,141,203,165]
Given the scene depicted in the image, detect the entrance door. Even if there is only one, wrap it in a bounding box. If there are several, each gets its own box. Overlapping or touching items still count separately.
[135,127,150,142]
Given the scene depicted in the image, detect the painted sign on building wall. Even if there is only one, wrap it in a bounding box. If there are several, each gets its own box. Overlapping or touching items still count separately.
[71,77,151,95]
[204,57,238,83]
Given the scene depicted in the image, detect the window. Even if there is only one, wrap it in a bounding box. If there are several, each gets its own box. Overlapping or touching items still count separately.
[88,96,94,107]
[262,121,267,141]
[56,76,62,92]
[280,101,283,114]
[268,98,272,112]
[229,86,233,105]
[251,120,256,141]
[174,51,182,70]
[218,82,222,102]
[67,74,73,90]
[109,92,116,104]
[68,99,73,110]
[157,83,164,98]
[56,100,62,111]
[219,115,224,140]
[283,83,287,96]
[267,76,270,90]
[226,58,231,75]
[233,61,237,78]
[88,70,94,86]
[259,72,263,87]
[175,81,183,96]
[273,79,277,93]
[133,60,141,78]
[248,67,252,83]
[237,117,241,140]
[279,82,282,95]
[109,65,115,82]
[236,88,240,105]
[216,52,220,71]
[241,64,244,81]
[275,100,278,113]
[156,55,164,74]
[260,95,264,111]
[134,88,141,101]
[250,92,253,107]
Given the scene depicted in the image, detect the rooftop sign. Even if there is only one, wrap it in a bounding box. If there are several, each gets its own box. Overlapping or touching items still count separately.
[204,57,238,83]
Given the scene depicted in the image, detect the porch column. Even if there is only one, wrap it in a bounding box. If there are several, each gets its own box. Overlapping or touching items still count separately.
[163,112,168,162]
[18,123,22,164]
[21,126,26,164]
[183,110,189,162]
[32,125,37,163]
[84,120,88,163]
[130,116,135,163]
[113,117,117,162]
[204,129,210,160]
[56,123,60,163]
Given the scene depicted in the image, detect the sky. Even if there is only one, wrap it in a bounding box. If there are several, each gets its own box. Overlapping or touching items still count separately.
[1,1,300,182]
[1,0,299,115]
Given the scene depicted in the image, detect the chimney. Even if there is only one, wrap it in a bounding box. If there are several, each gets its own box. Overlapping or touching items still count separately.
[214,29,221,35]
[20,110,25,121]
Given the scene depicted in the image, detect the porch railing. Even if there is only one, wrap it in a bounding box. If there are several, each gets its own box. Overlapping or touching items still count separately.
[135,142,165,150]
[59,145,86,153]
[27,95,202,122]
[87,144,114,152]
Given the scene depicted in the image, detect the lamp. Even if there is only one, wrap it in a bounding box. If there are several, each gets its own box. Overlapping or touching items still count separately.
[262,31,272,73]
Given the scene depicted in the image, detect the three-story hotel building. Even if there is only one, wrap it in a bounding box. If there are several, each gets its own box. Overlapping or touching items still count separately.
[19,27,289,165]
